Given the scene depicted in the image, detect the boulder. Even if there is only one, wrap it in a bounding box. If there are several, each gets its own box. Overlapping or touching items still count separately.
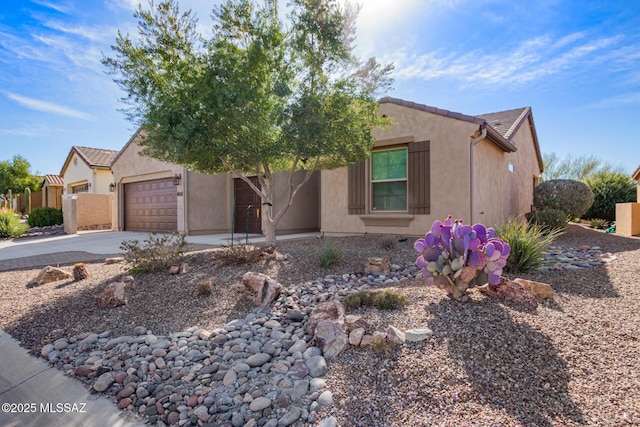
[478,277,537,306]
[348,328,365,346]
[364,256,391,274]
[386,326,406,345]
[314,321,348,359]
[306,300,345,336]
[96,276,135,309]
[242,272,283,306]
[514,278,554,299]
[35,266,72,286]
[104,257,125,265]
[345,315,369,331]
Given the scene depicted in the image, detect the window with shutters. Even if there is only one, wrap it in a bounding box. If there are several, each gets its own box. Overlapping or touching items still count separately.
[371,148,407,211]
[348,140,430,216]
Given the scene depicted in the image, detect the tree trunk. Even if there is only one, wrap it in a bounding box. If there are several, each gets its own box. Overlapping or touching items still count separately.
[263,217,277,247]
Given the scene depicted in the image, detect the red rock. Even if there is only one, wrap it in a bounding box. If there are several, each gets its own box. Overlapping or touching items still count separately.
[186,395,198,407]
[478,277,537,306]
[117,398,132,409]
[242,272,283,306]
[74,366,92,377]
[96,277,135,309]
[35,266,72,286]
[513,278,554,299]
[306,300,345,336]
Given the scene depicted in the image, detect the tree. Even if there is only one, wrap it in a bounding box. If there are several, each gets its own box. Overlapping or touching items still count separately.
[103,0,393,245]
[583,171,637,221]
[0,155,41,195]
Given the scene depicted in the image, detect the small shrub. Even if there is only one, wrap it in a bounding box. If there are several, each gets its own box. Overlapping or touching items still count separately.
[379,236,396,250]
[496,218,562,273]
[589,218,609,229]
[120,233,190,273]
[27,207,63,227]
[370,334,392,353]
[216,244,264,265]
[196,280,213,296]
[318,243,342,267]
[0,209,27,237]
[534,179,594,218]
[525,208,567,232]
[344,290,408,310]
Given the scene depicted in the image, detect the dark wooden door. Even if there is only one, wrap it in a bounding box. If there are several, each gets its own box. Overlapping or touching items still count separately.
[234,177,261,234]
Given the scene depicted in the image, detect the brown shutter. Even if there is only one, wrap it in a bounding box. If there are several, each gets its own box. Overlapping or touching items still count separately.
[347,159,366,214]
[408,141,430,214]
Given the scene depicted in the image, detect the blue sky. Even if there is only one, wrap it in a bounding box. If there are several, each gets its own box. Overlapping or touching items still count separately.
[1,0,639,176]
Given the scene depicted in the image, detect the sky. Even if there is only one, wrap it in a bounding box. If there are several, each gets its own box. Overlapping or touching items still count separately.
[1,0,639,177]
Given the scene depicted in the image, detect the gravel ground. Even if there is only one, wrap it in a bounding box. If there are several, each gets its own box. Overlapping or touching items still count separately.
[1,224,640,426]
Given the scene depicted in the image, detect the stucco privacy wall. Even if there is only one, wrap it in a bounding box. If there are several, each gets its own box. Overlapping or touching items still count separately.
[62,193,113,234]
[185,170,230,234]
[272,170,320,234]
[473,115,541,228]
[321,102,478,236]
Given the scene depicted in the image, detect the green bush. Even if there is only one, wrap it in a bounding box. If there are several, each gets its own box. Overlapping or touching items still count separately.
[534,179,594,218]
[344,290,408,310]
[318,242,342,267]
[525,208,567,232]
[0,209,27,238]
[496,218,562,273]
[120,233,190,273]
[27,207,63,227]
[584,172,637,222]
[589,218,609,229]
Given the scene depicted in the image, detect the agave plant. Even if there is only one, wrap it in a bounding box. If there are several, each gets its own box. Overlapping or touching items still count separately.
[414,216,510,301]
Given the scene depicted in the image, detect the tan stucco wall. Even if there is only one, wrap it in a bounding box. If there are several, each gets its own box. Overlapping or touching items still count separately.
[273,170,320,234]
[616,202,640,236]
[42,184,63,209]
[321,103,542,236]
[322,103,478,236]
[185,171,230,234]
[111,137,186,232]
[62,193,113,234]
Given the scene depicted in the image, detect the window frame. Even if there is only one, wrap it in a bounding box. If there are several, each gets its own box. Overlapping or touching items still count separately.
[369,146,409,213]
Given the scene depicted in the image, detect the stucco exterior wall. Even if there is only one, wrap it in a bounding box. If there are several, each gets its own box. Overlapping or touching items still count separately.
[111,137,185,232]
[42,184,63,209]
[616,202,640,236]
[62,152,112,194]
[62,193,112,233]
[185,171,230,234]
[273,170,320,234]
[321,103,478,236]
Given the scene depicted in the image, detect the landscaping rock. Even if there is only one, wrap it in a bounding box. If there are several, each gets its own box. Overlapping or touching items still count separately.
[96,276,135,309]
[364,256,391,274]
[386,325,406,344]
[514,278,554,299]
[242,272,283,306]
[35,266,72,286]
[405,328,433,342]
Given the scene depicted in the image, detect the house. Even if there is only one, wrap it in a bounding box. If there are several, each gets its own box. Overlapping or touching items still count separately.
[321,97,544,236]
[109,129,320,235]
[60,146,118,233]
[615,164,640,236]
[41,175,63,209]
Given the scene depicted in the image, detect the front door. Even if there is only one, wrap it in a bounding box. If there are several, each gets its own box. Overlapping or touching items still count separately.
[234,177,261,234]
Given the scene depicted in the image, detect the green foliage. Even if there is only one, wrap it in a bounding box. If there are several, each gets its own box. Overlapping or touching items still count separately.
[120,233,190,273]
[583,171,637,222]
[318,242,342,268]
[496,219,561,273]
[103,0,393,245]
[343,290,408,310]
[542,152,627,182]
[0,209,27,238]
[533,179,594,218]
[27,207,63,227]
[0,155,41,194]
[589,218,609,229]
[525,208,568,232]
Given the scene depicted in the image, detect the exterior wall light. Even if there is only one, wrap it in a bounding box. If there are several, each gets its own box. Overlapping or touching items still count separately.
[173,173,182,186]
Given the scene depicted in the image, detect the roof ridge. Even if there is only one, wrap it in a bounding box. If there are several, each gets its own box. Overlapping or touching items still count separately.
[503,107,531,140]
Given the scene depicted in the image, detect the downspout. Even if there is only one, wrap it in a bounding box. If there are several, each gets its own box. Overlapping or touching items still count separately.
[470,123,487,224]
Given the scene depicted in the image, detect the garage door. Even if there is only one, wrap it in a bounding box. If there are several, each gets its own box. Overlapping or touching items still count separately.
[124,178,177,233]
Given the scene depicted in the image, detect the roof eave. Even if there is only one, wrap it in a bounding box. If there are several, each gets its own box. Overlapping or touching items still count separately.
[485,125,517,152]
[632,164,640,181]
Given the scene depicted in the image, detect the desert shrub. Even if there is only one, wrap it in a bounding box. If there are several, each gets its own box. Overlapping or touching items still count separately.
[379,236,396,250]
[584,172,637,222]
[344,290,408,310]
[318,243,342,267]
[0,208,27,237]
[196,280,213,296]
[496,218,561,273]
[120,233,190,273]
[533,179,593,218]
[216,244,264,265]
[589,218,609,229]
[525,208,567,232]
[370,335,392,353]
[27,207,63,227]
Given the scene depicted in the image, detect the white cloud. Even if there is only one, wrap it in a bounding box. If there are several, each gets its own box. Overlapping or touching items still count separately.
[579,92,640,110]
[5,93,95,120]
[30,0,72,14]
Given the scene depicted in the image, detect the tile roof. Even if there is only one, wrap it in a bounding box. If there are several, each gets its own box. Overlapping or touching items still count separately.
[73,146,118,168]
[43,175,63,185]
[477,107,530,140]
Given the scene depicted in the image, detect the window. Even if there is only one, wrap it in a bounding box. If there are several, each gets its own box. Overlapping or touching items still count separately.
[72,183,89,193]
[371,148,407,211]
[508,163,515,173]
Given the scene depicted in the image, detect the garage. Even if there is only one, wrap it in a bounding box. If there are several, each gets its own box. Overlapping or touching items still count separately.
[124,178,177,233]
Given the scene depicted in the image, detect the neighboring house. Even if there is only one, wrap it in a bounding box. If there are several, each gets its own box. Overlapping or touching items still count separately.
[633,164,640,201]
[60,146,118,234]
[60,146,119,194]
[321,97,544,236]
[41,175,63,209]
[110,129,320,235]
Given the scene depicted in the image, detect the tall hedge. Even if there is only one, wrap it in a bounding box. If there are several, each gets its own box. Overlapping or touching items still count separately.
[533,179,594,218]
[584,172,637,222]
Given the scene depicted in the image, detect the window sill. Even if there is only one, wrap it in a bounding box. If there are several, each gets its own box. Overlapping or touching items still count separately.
[359,214,414,227]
